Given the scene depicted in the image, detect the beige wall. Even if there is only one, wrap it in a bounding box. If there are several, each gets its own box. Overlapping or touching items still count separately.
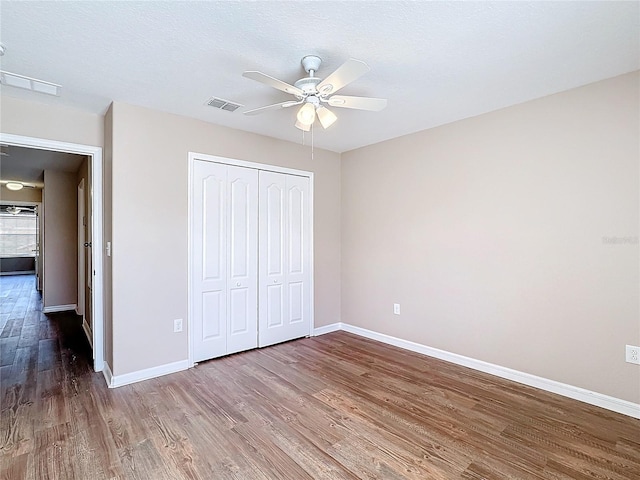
[0,95,103,147]
[109,102,341,375]
[43,170,78,308]
[5,75,637,406]
[0,185,43,202]
[341,71,640,403]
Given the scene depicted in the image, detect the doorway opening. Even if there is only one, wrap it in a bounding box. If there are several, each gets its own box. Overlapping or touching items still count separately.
[0,133,104,372]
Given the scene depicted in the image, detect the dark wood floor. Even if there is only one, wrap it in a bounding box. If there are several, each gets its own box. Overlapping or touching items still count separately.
[1,275,639,479]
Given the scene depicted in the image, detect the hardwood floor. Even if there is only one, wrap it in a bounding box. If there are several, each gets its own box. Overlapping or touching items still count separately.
[1,274,639,479]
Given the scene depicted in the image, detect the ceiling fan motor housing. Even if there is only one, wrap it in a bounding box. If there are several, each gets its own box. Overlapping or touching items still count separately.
[293,55,324,99]
[293,76,321,97]
[301,55,322,74]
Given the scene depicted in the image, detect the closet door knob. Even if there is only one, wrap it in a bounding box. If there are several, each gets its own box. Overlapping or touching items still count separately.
[236,282,241,287]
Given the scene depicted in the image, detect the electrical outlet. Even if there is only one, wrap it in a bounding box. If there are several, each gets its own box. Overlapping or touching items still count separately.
[393,303,400,315]
[626,345,640,365]
[173,318,183,333]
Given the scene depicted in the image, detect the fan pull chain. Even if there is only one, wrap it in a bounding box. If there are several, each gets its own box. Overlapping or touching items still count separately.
[298,123,313,160]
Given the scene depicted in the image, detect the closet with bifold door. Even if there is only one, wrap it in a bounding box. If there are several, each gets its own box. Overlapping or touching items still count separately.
[191,158,311,363]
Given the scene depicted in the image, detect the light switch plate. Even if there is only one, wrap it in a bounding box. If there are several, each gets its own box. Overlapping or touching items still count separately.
[174,318,183,333]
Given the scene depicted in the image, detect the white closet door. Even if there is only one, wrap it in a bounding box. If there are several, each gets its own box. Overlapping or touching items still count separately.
[258,171,311,347]
[192,161,258,362]
[226,167,258,354]
[193,161,227,362]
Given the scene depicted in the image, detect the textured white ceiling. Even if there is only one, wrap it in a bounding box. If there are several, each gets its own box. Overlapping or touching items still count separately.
[0,1,638,153]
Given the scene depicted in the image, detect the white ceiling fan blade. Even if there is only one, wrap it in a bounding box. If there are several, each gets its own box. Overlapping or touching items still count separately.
[327,95,387,111]
[244,100,302,116]
[242,71,304,96]
[316,59,370,95]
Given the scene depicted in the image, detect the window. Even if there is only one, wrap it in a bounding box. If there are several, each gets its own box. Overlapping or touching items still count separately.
[0,212,38,257]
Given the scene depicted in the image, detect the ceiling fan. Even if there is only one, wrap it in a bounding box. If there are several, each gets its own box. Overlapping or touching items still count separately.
[242,55,387,131]
[2,205,37,216]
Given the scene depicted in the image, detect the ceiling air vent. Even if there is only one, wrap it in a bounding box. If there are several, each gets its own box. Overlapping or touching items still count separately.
[0,70,61,96]
[206,96,243,112]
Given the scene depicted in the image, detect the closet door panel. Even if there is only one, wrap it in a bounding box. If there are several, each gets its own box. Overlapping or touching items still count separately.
[192,161,227,362]
[259,172,286,346]
[288,281,304,324]
[267,284,284,327]
[266,183,285,277]
[226,166,258,355]
[288,185,304,274]
[202,291,224,339]
[259,171,310,347]
[284,175,311,338]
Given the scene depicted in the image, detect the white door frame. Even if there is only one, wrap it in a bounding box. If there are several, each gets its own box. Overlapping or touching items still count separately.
[187,152,314,367]
[0,133,105,372]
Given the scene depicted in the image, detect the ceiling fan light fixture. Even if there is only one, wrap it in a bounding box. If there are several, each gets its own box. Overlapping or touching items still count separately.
[295,120,311,132]
[317,106,337,129]
[5,182,24,191]
[296,102,316,126]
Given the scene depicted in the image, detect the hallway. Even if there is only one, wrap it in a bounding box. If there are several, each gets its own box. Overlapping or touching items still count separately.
[0,274,95,478]
[0,274,91,370]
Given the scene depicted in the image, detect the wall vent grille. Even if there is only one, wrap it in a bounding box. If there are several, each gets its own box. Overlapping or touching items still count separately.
[206,96,243,112]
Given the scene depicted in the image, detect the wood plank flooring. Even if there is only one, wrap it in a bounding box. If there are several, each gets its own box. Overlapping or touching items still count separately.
[1,274,639,479]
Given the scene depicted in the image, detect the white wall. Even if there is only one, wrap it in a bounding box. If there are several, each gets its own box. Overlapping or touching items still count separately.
[341,71,640,403]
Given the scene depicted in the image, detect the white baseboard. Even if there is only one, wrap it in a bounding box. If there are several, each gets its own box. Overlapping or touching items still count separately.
[102,361,113,387]
[42,304,77,314]
[106,359,190,388]
[314,322,640,419]
[82,317,92,348]
[313,323,342,336]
